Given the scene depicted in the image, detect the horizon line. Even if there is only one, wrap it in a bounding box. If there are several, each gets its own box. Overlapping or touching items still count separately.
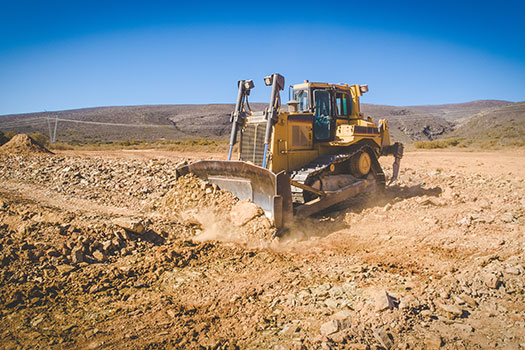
[0,99,521,117]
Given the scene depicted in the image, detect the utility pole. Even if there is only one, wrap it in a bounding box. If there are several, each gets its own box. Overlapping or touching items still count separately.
[52,115,58,143]
[47,117,53,141]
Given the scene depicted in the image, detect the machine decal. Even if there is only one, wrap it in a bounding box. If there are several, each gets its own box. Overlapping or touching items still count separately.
[288,114,314,123]
[353,126,380,135]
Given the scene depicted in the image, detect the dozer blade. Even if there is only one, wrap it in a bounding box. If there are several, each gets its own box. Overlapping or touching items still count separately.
[175,161,293,228]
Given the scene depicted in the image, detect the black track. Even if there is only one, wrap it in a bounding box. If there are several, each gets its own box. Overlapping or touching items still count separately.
[290,145,385,203]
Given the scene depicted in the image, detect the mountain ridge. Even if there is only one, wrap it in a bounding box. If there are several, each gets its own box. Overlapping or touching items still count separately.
[0,100,522,144]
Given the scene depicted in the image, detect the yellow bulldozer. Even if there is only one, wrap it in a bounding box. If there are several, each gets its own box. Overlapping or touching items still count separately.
[176,73,403,228]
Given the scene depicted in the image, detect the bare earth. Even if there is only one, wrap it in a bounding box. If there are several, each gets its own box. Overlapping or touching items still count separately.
[0,149,523,349]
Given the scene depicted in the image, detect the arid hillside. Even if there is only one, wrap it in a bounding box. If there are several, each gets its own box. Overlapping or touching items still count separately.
[0,104,259,144]
[361,100,514,142]
[450,101,525,145]
[1,100,521,145]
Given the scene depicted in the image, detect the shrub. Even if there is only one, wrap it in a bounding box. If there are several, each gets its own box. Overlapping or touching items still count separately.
[49,142,74,150]
[0,131,8,146]
[29,132,50,147]
[479,140,500,149]
[4,131,16,139]
[507,139,525,147]
[413,138,463,149]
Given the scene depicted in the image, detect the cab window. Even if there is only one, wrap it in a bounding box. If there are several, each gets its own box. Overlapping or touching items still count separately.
[293,89,309,112]
[313,89,332,140]
[336,92,351,117]
[314,90,330,117]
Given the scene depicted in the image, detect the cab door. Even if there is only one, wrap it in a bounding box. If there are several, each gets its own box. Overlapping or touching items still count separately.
[313,89,335,142]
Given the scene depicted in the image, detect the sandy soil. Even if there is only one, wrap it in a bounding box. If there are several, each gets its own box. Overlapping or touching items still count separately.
[0,149,523,349]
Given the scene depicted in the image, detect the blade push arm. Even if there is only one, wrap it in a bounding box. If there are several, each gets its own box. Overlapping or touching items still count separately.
[262,73,285,168]
[228,80,254,160]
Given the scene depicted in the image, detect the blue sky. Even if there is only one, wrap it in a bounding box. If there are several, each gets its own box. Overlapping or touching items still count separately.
[0,0,524,115]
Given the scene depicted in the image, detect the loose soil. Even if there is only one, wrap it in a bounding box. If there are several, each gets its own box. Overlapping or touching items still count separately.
[0,148,523,349]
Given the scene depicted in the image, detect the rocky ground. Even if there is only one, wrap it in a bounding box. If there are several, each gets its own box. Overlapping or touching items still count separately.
[0,145,523,349]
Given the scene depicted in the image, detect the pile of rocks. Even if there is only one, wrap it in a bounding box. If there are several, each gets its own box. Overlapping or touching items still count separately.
[0,154,180,208]
[155,174,276,242]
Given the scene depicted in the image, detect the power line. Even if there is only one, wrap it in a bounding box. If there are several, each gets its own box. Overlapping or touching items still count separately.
[54,117,172,128]
[0,117,173,129]
[0,116,176,144]
[0,117,49,127]
[0,121,49,129]
[52,116,58,143]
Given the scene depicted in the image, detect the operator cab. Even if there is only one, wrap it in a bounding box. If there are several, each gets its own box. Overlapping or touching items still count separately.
[292,83,354,142]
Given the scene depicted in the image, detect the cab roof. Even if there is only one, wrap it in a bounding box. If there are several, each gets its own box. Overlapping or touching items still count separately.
[292,81,355,91]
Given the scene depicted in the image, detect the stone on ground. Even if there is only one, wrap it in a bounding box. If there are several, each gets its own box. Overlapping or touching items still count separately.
[230,200,263,226]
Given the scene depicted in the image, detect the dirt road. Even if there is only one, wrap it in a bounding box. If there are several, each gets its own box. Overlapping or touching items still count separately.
[0,149,523,349]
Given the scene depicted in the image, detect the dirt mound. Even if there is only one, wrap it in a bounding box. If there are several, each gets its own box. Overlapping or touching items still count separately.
[153,174,276,243]
[0,134,53,155]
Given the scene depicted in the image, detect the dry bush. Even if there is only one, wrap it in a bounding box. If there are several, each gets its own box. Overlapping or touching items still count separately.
[29,133,50,147]
[507,139,525,147]
[49,142,74,150]
[413,138,462,149]
[4,131,17,140]
[0,131,8,146]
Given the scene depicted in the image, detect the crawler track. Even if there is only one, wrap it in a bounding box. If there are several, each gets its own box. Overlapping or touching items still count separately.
[290,145,385,203]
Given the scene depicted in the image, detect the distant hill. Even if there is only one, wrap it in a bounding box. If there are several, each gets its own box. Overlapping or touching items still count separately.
[409,100,511,122]
[361,100,512,142]
[361,104,453,142]
[450,102,525,144]
[0,104,263,144]
[0,100,522,145]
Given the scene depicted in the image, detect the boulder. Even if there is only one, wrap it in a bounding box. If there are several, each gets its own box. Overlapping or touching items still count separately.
[373,327,393,349]
[324,298,339,309]
[437,303,463,318]
[102,240,113,252]
[375,290,398,311]
[71,247,84,264]
[92,250,105,262]
[332,310,352,329]
[230,200,263,226]
[425,335,443,349]
[113,217,145,234]
[482,273,501,289]
[46,248,61,257]
[320,320,340,336]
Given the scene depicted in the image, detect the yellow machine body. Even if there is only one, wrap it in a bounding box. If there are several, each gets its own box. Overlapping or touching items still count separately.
[240,81,391,174]
[176,75,403,229]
